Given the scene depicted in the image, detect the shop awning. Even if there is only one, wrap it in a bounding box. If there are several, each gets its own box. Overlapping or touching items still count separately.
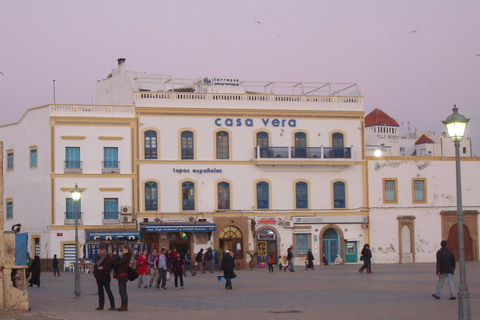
[85,229,140,240]
[141,223,216,233]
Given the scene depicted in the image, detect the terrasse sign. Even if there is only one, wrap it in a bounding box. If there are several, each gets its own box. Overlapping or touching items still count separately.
[215,118,296,127]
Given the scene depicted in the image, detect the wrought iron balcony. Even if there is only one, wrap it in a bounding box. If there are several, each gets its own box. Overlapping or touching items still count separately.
[64,212,83,225]
[102,212,120,225]
[323,147,352,159]
[102,161,120,174]
[64,161,82,173]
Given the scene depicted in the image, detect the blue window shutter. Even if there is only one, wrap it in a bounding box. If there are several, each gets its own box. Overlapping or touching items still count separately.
[66,198,81,220]
[257,182,269,209]
[66,147,80,168]
[296,182,308,209]
[104,198,119,219]
[104,147,118,168]
[30,149,37,168]
[333,182,346,208]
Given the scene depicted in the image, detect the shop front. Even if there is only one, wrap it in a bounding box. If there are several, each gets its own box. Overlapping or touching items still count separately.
[84,229,141,261]
[140,223,216,256]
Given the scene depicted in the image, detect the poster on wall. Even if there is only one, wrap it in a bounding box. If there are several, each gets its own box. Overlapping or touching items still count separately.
[196,233,208,244]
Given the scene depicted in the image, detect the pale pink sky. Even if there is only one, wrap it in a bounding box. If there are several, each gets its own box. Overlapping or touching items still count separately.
[1,1,479,152]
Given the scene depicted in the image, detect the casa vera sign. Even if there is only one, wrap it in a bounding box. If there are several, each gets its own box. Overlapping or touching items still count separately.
[214,118,297,127]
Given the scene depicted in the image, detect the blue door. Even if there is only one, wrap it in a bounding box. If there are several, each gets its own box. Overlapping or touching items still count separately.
[322,228,339,264]
[15,233,28,265]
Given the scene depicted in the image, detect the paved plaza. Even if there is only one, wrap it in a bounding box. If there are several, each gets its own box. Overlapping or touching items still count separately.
[1,262,479,320]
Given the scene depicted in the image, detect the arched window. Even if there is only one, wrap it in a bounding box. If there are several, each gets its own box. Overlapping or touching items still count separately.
[256,181,269,209]
[217,181,230,210]
[145,181,158,211]
[182,181,195,211]
[181,131,194,160]
[294,132,307,158]
[333,181,346,209]
[256,131,270,158]
[216,131,229,159]
[144,130,157,159]
[295,181,308,209]
[332,132,345,157]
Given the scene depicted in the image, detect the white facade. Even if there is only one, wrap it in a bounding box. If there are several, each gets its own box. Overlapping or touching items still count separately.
[1,59,369,267]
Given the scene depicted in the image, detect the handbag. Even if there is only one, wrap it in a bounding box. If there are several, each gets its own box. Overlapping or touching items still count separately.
[360,256,364,261]
[127,266,139,281]
[166,271,171,281]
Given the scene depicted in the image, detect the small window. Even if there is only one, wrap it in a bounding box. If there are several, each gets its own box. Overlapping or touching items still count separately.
[384,179,397,203]
[294,233,309,255]
[104,147,119,168]
[216,131,229,160]
[295,182,308,209]
[66,198,81,220]
[6,200,13,220]
[145,181,158,211]
[145,130,157,159]
[463,147,467,154]
[182,181,195,211]
[104,198,119,220]
[413,179,426,203]
[65,147,81,168]
[30,148,37,168]
[217,181,230,210]
[181,131,194,160]
[256,181,269,209]
[333,181,346,208]
[7,151,13,171]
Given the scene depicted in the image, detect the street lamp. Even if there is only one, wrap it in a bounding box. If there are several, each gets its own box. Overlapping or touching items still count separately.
[442,105,471,319]
[70,184,82,297]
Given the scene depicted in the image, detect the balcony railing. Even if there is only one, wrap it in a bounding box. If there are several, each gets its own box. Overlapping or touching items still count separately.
[64,161,83,174]
[254,146,352,159]
[102,161,120,174]
[103,212,120,225]
[64,212,83,225]
[323,147,352,159]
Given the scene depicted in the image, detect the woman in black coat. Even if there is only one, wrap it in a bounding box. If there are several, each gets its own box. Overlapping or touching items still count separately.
[359,244,372,273]
[28,255,41,287]
[220,250,235,290]
[114,245,133,311]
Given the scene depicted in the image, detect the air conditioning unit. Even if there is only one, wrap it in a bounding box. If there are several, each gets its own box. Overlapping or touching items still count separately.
[284,220,294,228]
[121,214,133,223]
[121,206,133,215]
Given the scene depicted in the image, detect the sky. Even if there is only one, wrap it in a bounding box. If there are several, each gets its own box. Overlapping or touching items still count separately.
[1,1,480,153]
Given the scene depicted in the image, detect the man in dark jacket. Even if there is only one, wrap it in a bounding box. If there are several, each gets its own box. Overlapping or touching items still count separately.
[220,250,235,290]
[94,245,116,310]
[432,240,456,300]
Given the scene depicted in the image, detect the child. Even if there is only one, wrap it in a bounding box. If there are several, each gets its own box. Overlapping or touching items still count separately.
[268,255,274,273]
[278,255,283,271]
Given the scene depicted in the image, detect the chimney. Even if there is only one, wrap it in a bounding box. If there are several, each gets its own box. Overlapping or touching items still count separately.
[117,58,126,75]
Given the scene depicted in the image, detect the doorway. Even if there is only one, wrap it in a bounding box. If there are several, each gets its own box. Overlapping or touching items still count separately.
[447,224,474,261]
[169,232,190,256]
[322,228,339,264]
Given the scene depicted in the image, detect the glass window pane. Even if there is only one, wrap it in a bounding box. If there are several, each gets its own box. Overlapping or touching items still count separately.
[257,182,269,209]
[385,180,395,201]
[414,180,424,201]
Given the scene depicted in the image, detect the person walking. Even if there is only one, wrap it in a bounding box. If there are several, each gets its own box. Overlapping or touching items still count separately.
[432,240,456,300]
[156,248,168,290]
[171,253,185,289]
[220,250,235,290]
[183,250,196,276]
[306,249,314,270]
[204,247,214,273]
[284,247,295,272]
[52,254,61,276]
[28,255,41,287]
[359,244,372,273]
[114,245,133,311]
[93,244,115,311]
[136,250,149,289]
[148,248,159,288]
[26,252,32,279]
[195,249,204,274]
[268,254,274,273]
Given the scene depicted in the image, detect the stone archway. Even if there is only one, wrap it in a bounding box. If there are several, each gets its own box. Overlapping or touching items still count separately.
[254,226,282,264]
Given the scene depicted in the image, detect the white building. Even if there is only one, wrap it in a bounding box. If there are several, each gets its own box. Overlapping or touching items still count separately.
[365,108,479,264]
[1,59,370,267]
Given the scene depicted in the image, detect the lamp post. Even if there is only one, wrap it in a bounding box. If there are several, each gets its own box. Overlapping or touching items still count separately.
[70,184,82,297]
[442,105,471,319]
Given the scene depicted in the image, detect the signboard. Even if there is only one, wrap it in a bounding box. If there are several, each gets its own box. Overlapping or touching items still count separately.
[293,228,312,234]
[258,217,276,224]
[293,216,367,224]
[143,224,216,233]
[257,233,276,240]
